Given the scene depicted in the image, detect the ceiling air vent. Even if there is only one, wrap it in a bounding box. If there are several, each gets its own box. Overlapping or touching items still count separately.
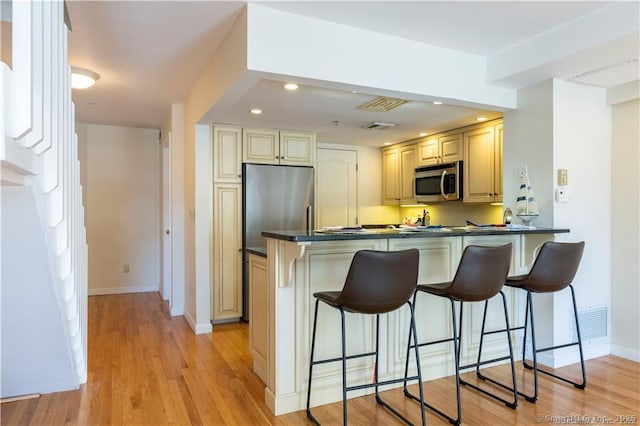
[362,121,396,130]
[358,96,409,112]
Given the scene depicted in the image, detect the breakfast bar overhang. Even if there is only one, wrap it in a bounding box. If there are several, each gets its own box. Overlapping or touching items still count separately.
[253,227,570,415]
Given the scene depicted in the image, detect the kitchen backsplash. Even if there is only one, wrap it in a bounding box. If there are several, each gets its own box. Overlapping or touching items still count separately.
[396,203,504,226]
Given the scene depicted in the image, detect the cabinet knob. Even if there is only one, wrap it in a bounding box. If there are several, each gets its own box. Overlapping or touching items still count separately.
[165,229,170,235]
[238,174,242,178]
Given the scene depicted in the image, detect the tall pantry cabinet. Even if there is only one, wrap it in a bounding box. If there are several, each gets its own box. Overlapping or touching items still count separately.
[211,124,317,323]
[212,125,243,321]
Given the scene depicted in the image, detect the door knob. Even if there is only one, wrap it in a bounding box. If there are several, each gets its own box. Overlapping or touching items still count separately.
[166,230,170,235]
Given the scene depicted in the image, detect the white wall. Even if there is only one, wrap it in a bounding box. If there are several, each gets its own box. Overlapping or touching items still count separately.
[504,80,612,367]
[1,187,78,397]
[551,80,611,364]
[610,95,640,361]
[80,124,161,295]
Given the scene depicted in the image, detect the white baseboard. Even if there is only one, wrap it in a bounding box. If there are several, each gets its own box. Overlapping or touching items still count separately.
[88,285,158,296]
[184,309,212,335]
[170,305,184,316]
[610,344,640,362]
[536,341,610,368]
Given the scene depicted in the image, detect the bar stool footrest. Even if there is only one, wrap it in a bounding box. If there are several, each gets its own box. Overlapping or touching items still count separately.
[404,388,460,425]
[459,378,517,408]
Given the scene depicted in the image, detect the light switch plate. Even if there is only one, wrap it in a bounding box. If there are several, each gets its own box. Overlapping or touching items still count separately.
[558,169,568,186]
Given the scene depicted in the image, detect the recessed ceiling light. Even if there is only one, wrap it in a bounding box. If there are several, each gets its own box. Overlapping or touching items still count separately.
[476,116,488,122]
[432,101,443,105]
[418,132,428,137]
[71,66,100,89]
[250,109,262,115]
[383,142,392,146]
[284,83,298,91]
[351,90,358,94]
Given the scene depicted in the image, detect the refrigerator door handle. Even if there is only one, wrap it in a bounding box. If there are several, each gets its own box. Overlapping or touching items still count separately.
[306,205,312,233]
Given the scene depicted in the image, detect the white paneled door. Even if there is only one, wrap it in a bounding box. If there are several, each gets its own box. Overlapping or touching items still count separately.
[317,148,357,228]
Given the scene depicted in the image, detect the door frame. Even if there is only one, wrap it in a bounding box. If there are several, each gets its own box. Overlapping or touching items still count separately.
[161,132,172,308]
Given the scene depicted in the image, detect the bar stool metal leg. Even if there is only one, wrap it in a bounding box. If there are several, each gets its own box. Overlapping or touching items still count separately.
[404,297,463,425]
[521,285,587,397]
[464,291,518,408]
[306,299,321,425]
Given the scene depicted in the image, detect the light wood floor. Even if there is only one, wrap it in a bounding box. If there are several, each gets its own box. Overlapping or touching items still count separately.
[2,292,638,425]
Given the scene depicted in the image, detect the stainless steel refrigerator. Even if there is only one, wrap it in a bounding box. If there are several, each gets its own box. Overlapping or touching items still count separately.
[242,163,314,321]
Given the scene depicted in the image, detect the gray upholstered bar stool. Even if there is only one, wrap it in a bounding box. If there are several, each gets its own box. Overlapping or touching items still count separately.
[306,249,426,426]
[404,243,517,426]
[478,241,587,403]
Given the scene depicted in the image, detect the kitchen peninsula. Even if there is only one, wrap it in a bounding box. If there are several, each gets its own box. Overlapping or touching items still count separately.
[251,226,569,415]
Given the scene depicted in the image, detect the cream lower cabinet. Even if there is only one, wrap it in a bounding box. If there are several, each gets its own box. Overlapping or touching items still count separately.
[248,253,268,383]
[212,183,242,321]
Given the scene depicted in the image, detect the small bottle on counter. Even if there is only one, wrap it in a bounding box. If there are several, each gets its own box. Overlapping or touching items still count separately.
[503,207,513,224]
[422,210,430,226]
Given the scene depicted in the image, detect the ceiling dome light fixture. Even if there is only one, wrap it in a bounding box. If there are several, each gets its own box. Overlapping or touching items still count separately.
[284,83,298,91]
[71,66,100,89]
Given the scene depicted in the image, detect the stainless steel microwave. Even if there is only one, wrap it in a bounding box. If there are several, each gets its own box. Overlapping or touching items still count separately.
[414,161,462,203]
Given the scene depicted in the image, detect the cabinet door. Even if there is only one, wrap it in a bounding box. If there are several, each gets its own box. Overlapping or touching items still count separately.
[463,126,495,203]
[213,125,242,183]
[280,131,316,166]
[416,137,439,166]
[439,133,463,163]
[248,254,268,383]
[213,184,242,320]
[399,145,416,203]
[243,128,279,164]
[494,123,503,202]
[382,147,399,205]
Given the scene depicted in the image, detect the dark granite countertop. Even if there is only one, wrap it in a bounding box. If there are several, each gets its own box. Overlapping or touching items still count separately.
[245,247,267,257]
[262,226,569,242]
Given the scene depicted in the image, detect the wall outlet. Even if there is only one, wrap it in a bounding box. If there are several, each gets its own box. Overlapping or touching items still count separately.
[555,188,569,202]
[123,264,130,273]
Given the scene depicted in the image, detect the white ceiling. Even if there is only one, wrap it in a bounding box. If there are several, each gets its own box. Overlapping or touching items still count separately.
[66,1,639,147]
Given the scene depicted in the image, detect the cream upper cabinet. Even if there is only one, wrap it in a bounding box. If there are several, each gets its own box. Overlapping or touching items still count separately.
[416,137,439,166]
[463,121,503,203]
[243,128,280,165]
[439,133,463,164]
[382,144,416,205]
[416,133,463,166]
[279,131,316,166]
[213,125,242,183]
[243,128,316,166]
[494,123,503,202]
[212,183,242,321]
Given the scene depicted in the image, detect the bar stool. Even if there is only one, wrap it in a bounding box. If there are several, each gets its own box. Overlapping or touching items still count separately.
[404,243,517,425]
[478,241,586,403]
[306,249,426,426]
